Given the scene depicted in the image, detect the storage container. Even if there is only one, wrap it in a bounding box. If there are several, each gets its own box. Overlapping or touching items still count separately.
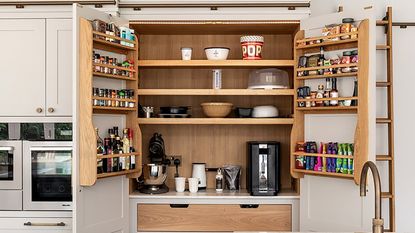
[248,68,289,89]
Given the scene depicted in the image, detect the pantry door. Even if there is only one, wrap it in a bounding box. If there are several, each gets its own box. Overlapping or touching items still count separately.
[299,3,377,232]
[72,4,130,233]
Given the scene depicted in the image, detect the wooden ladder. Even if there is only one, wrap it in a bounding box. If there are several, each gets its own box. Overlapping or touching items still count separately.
[376,6,395,232]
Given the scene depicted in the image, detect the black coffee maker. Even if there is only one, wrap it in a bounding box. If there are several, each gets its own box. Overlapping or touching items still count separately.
[247,141,280,196]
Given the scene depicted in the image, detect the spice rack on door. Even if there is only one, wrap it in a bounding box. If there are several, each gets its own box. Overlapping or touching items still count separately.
[290,19,370,184]
[78,18,142,186]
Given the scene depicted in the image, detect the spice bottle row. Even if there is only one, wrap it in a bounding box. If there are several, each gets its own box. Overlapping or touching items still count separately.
[297,18,358,46]
[297,78,358,108]
[298,47,358,77]
[93,51,135,78]
[91,19,136,47]
[96,127,136,174]
[92,87,135,108]
[295,141,354,174]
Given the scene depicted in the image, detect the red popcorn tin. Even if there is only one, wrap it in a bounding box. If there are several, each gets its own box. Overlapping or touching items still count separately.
[240,35,264,60]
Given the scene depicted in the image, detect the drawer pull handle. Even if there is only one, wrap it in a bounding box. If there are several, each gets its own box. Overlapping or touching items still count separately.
[170,204,189,208]
[240,204,259,208]
[23,222,66,227]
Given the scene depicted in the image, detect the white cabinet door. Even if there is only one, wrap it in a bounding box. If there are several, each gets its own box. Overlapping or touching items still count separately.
[46,19,73,116]
[73,4,130,233]
[0,19,46,117]
[299,3,376,232]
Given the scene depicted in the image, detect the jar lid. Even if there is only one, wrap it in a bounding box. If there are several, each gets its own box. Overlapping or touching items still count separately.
[351,50,358,55]
[343,51,352,56]
[240,35,264,43]
[342,18,355,23]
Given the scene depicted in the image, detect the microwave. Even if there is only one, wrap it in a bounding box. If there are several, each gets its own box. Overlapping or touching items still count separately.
[23,141,72,211]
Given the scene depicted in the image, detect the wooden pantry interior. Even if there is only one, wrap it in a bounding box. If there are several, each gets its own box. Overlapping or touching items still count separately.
[78,18,369,196]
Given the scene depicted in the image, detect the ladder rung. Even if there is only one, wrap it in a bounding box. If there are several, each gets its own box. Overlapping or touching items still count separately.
[376,20,388,25]
[377,45,391,50]
[381,192,394,199]
[376,81,391,87]
[376,118,392,123]
[376,155,392,161]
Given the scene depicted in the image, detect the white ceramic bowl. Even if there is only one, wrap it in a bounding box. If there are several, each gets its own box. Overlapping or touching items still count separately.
[204,47,230,60]
[252,105,279,118]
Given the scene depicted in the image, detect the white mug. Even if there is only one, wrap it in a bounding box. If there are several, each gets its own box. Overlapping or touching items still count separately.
[181,47,192,60]
[175,177,186,193]
[187,177,199,193]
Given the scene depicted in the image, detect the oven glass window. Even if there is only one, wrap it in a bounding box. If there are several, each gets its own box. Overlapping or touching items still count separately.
[31,150,72,202]
[0,149,13,180]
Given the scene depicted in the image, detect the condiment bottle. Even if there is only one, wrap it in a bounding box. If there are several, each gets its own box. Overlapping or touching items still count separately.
[330,78,339,106]
[215,168,223,192]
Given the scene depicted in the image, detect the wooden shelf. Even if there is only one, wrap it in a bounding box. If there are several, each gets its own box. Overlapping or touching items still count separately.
[296,72,358,80]
[296,37,358,50]
[97,169,140,179]
[93,63,136,73]
[137,89,294,96]
[93,97,137,102]
[293,152,353,159]
[137,59,295,68]
[295,106,358,112]
[293,169,354,179]
[296,97,358,102]
[92,106,136,112]
[296,63,357,72]
[93,72,136,81]
[97,152,140,159]
[137,118,294,125]
[92,31,136,53]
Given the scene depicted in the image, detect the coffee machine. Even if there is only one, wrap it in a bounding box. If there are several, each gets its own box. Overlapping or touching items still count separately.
[247,141,280,196]
[139,133,169,194]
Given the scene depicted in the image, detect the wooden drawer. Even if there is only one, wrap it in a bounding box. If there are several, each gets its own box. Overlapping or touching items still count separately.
[0,217,72,233]
[137,204,291,232]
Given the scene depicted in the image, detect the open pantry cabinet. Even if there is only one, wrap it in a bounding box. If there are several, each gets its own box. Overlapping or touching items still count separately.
[72,3,376,233]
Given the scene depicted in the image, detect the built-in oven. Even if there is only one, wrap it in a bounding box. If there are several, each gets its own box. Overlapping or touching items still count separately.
[23,141,72,211]
[0,141,23,210]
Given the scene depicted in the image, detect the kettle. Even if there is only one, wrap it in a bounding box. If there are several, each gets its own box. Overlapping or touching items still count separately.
[192,163,207,189]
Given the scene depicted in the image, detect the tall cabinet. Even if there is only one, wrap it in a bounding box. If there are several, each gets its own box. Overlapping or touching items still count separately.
[73,4,375,233]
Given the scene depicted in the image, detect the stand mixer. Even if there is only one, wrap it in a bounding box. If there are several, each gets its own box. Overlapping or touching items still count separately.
[138,133,169,194]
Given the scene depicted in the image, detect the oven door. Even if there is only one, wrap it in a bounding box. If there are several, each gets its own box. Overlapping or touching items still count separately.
[23,141,72,211]
[0,141,22,190]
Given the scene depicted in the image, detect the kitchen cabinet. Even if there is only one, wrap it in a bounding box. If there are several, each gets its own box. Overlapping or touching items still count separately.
[0,19,46,117]
[137,204,292,232]
[46,19,72,116]
[0,18,72,117]
[72,3,376,233]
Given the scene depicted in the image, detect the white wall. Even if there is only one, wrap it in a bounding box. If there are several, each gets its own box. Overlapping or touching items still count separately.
[311,0,415,232]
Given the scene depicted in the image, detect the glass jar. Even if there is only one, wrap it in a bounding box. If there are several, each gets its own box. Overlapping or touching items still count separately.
[341,18,355,40]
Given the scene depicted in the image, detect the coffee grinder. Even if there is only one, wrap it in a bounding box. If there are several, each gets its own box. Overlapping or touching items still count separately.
[139,133,169,194]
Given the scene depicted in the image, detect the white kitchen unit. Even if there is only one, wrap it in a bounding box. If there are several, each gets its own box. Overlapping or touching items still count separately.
[0,18,72,118]
[46,19,73,117]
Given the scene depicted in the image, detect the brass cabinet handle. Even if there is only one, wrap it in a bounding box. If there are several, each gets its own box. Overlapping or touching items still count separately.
[48,107,55,113]
[23,221,66,227]
[36,108,43,113]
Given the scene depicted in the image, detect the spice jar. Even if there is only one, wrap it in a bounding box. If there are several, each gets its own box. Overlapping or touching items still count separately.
[341,18,355,40]
[341,51,352,64]
[350,26,358,39]
[351,50,358,63]
[310,91,317,107]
